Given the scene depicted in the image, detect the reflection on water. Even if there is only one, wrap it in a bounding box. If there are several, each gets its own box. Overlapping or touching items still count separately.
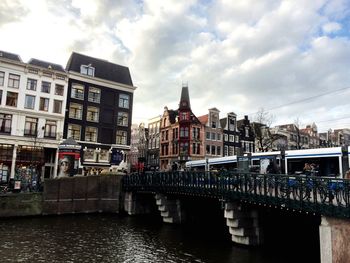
[0,214,318,263]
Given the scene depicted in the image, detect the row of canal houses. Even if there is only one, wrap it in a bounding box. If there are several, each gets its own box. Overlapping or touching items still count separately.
[130,85,255,172]
[0,50,136,185]
[130,85,350,172]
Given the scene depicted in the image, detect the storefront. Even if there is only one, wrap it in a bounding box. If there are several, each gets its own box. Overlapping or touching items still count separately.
[0,144,13,184]
[14,146,44,191]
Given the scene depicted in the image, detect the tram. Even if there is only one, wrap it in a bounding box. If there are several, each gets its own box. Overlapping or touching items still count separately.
[185,147,349,178]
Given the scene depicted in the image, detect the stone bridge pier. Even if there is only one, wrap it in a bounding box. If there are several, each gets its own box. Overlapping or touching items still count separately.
[320,216,350,263]
[124,192,185,223]
[224,202,262,246]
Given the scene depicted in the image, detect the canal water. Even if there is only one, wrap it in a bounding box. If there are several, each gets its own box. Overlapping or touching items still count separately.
[0,213,319,263]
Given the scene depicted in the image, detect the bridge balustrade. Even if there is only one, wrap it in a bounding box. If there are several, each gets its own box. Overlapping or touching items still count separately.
[122,171,350,218]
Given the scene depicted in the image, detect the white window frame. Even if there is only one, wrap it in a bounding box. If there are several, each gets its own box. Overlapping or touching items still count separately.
[80,65,95,76]
[24,95,35,109]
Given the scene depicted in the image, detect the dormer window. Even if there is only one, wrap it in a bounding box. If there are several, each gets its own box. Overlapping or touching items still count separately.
[80,65,95,76]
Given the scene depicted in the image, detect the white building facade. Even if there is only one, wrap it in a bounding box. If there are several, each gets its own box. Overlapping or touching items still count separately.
[0,50,68,187]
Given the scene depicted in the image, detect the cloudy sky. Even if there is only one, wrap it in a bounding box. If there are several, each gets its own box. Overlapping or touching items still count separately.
[1,0,350,132]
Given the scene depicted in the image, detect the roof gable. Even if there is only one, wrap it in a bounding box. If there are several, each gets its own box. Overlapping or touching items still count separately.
[0,50,22,62]
[28,58,65,72]
[66,52,133,86]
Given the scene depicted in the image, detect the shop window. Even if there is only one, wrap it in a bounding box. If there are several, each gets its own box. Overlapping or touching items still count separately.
[0,144,13,162]
[84,148,95,161]
[99,149,109,162]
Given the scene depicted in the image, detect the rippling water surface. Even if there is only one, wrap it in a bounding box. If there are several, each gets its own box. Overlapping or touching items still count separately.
[0,214,319,263]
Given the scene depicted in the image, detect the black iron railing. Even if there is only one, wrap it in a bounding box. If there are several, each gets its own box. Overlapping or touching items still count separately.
[123,171,350,218]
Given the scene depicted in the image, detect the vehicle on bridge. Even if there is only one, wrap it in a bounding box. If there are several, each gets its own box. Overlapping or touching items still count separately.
[186,147,349,178]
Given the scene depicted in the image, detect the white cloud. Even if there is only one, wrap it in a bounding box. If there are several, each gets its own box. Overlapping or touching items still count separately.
[1,0,350,132]
[322,22,342,33]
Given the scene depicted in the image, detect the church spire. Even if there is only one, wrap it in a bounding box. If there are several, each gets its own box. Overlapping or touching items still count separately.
[179,84,191,110]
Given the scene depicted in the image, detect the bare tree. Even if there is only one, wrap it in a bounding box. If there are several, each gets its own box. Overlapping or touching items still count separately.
[252,108,279,152]
[294,117,306,149]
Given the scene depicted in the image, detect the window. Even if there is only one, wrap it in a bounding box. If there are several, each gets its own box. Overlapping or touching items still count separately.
[69,103,83,119]
[27,78,37,91]
[206,145,210,154]
[24,95,35,109]
[84,148,94,160]
[117,112,128,126]
[229,118,235,131]
[80,65,95,76]
[192,127,200,140]
[119,94,129,108]
[180,127,189,138]
[41,81,51,93]
[0,90,2,104]
[116,130,127,145]
[229,135,234,142]
[87,107,99,122]
[229,146,234,156]
[85,126,97,142]
[24,117,38,136]
[224,134,228,141]
[181,112,188,121]
[0,114,12,133]
[44,120,56,138]
[211,132,216,140]
[235,135,239,143]
[8,74,20,88]
[245,127,249,137]
[224,146,228,156]
[0,72,4,86]
[6,92,18,107]
[99,149,109,162]
[68,124,81,140]
[39,97,49,111]
[55,84,64,95]
[206,132,210,140]
[71,83,84,100]
[211,145,216,155]
[217,134,221,141]
[217,146,221,156]
[53,100,62,114]
[192,143,200,154]
[88,87,100,103]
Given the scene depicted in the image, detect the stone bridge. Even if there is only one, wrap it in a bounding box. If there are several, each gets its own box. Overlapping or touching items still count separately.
[123,171,350,263]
